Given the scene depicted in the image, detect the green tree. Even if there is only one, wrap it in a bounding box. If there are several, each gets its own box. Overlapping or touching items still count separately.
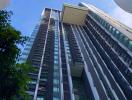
[0,10,31,99]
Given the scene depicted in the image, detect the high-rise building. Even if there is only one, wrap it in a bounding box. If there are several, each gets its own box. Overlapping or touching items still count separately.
[19,3,132,100]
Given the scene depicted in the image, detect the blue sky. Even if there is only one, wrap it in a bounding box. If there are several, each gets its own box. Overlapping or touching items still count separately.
[7,0,132,37]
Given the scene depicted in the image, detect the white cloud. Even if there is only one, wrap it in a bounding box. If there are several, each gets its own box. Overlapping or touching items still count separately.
[111,6,132,28]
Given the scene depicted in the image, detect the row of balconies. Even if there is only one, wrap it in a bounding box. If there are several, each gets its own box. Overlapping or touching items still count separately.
[36,20,55,99]
[87,15,132,68]
[26,14,51,99]
[77,25,125,99]
[27,22,48,64]
[63,23,83,65]
[89,12,132,51]
[84,20,132,99]
[59,23,71,100]
[86,17,132,85]
[37,66,48,98]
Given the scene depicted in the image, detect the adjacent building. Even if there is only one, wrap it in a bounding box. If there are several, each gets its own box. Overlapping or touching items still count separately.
[19,2,132,100]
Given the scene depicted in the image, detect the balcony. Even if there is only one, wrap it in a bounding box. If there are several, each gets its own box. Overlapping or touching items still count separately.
[70,61,84,77]
[62,4,88,25]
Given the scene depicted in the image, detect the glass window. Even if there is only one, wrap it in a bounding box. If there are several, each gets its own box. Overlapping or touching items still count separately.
[55,33,58,35]
[54,72,59,77]
[55,39,58,42]
[119,34,125,42]
[115,30,120,38]
[105,23,108,29]
[109,25,112,31]
[54,47,58,50]
[54,65,59,69]
[68,58,71,62]
[53,87,59,93]
[112,28,116,34]
[53,79,59,85]
[54,51,58,55]
[67,50,70,53]
[30,80,37,84]
[27,91,34,95]
[53,97,59,100]
[123,37,129,46]
[54,60,58,64]
[54,48,58,51]
[128,40,132,50]
[54,55,58,59]
[55,41,58,45]
[37,97,44,100]
[55,45,58,48]
[55,38,58,40]
[55,36,58,38]
[40,78,47,82]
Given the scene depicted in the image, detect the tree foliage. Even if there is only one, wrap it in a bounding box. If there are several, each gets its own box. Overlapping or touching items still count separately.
[0,10,31,99]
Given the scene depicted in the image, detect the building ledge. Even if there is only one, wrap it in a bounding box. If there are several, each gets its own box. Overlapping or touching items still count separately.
[62,4,88,25]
